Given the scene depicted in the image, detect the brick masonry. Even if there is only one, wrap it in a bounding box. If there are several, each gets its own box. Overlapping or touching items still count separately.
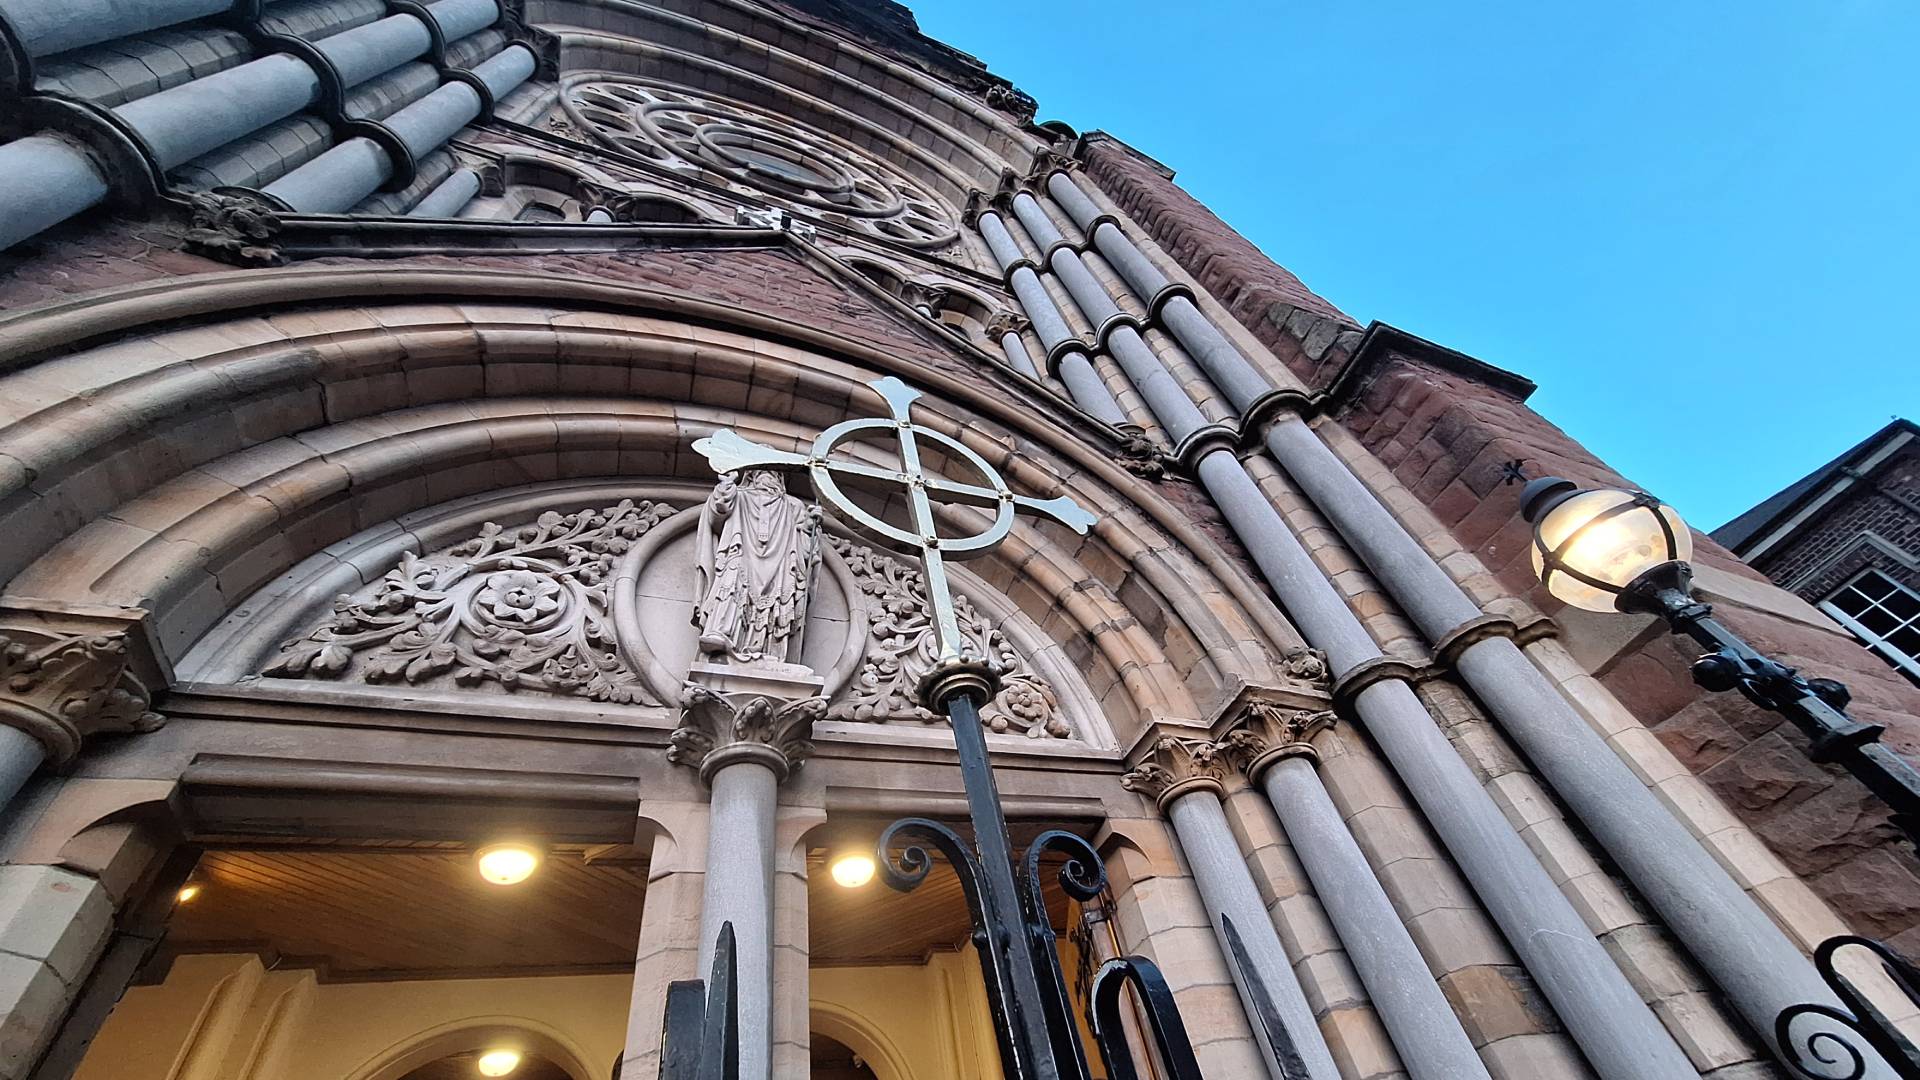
[1083,139,1920,954]
[1749,441,1920,603]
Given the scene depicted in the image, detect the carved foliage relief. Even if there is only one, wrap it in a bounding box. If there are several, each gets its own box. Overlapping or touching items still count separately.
[262,501,1071,739]
[264,501,673,702]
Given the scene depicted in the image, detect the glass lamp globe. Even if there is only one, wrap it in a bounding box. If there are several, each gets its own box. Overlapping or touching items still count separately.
[1522,480,1692,613]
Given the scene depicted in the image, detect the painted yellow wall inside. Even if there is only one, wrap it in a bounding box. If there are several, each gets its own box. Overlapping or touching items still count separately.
[74,947,1094,1080]
[72,955,630,1080]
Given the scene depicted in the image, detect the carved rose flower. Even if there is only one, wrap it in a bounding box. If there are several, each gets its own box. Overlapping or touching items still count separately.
[477,570,562,625]
[1003,681,1049,724]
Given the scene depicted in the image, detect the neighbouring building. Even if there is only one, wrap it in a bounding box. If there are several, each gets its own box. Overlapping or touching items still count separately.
[0,2,1917,1079]
[1715,419,1920,685]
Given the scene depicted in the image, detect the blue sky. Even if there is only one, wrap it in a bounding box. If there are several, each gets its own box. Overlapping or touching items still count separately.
[912,1,1918,530]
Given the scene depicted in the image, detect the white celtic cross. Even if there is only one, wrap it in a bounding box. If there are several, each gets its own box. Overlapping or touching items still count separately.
[692,376,1096,665]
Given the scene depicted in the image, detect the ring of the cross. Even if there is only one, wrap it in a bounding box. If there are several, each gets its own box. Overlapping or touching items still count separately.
[808,417,1017,557]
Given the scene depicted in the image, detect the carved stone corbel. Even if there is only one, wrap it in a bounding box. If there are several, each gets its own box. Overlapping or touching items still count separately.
[0,629,164,765]
[1121,734,1229,811]
[181,189,283,267]
[1278,645,1331,689]
[984,83,1038,124]
[669,683,824,785]
[962,190,991,228]
[1220,702,1335,780]
[1112,424,1169,481]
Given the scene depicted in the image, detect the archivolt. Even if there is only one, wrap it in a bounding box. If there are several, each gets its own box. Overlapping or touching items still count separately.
[0,268,1300,724]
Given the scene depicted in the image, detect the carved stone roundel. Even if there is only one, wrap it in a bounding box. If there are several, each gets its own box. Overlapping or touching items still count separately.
[561,77,961,249]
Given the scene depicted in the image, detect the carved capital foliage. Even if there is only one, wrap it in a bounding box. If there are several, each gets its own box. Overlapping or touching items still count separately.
[670,685,824,783]
[182,190,282,266]
[1122,734,1228,810]
[1220,702,1335,779]
[1022,146,1078,186]
[0,630,163,764]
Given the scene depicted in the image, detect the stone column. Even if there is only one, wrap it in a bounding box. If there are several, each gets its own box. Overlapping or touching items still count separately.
[264,45,533,214]
[0,0,230,59]
[985,312,1040,378]
[1122,734,1342,1080]
[973,209,1128,424]
[667,674,823,1080]
[1004,179,1691,1075]
[1042,165,1859,1066]
[0,137,112,254]
[1220,704,1493,1080]
[408,167,482,217]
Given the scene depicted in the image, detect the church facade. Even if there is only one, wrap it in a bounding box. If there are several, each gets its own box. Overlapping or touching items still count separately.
[0,2,1917,1079]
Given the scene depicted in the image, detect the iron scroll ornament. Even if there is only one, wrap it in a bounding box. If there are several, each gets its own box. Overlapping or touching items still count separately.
[1774,936,1920,1080]
[878,818,1204,1080]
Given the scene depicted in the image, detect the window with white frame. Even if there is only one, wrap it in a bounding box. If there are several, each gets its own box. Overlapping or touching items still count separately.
[1819,569,1920,682]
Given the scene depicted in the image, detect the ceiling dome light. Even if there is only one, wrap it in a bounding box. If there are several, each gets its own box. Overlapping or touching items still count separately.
[476,1049,522,1076]
[829,852,876,889]
[176,885,200,903]
[474,843,542,886]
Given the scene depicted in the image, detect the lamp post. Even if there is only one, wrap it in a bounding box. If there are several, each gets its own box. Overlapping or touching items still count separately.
[1518,476,1920,852]
[1520,477,1920,1080]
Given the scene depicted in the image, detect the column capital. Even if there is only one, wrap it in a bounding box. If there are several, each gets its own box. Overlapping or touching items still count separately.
[985,310,1030,338]
[1220,702,1335,780]
[1021,145,1079,187]
[0,628,163,766]
[670,684,824,785]
[1122,733,1229,812]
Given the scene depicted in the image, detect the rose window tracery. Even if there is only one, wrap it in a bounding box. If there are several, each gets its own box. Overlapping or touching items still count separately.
[560,77,960,249]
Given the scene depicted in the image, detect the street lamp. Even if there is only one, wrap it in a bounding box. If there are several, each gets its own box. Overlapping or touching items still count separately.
[1519,477,1920,850]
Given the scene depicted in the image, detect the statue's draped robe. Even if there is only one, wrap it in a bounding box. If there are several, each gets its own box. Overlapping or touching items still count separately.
[695,474,815,662]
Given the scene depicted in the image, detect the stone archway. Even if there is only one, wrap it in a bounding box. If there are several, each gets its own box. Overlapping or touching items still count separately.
[349,1017,599,1080]
[808,1003,916,1080]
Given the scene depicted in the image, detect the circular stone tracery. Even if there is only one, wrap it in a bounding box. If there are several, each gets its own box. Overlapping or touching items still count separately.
[561,77,960,249]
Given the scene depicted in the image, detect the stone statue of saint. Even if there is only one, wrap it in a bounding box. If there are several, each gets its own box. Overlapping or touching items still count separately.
[694,469,823,667]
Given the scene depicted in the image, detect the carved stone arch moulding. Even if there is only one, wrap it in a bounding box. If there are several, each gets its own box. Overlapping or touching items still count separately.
[557,75,962,250]
[217,483,1093,742]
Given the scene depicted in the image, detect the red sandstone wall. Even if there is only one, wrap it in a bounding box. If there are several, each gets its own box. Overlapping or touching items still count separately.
[1083,139,1920,952]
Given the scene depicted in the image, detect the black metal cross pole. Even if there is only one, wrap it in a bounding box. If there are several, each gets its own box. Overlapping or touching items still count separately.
[694,376,1199,1079]
[920,661,1072,1080]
